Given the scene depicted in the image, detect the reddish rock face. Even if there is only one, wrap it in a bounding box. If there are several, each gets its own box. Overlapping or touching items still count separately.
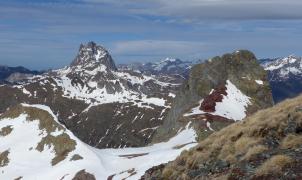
[200,84,227,112]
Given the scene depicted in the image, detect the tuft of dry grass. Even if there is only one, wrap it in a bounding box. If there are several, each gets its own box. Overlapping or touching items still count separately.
[281,134,302,149]
[234,137,261,156]
[241,145,268,161]
[162,167,174,179]
[0,125,13,136]
[0,150,9,167]
[255,155,293,176]
[36,133,76,166]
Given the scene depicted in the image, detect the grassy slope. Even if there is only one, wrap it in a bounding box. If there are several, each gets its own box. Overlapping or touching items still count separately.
[143,95,302,180]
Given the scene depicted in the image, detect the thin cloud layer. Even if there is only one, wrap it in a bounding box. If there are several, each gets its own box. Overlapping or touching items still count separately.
[113,40,205,56]
[86,0,302,20]
[0,0,301,69]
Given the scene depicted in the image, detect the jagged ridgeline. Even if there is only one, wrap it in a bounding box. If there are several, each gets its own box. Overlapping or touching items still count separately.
[143,95,302,179]
[0,42,182,148]
[153,50,274,143]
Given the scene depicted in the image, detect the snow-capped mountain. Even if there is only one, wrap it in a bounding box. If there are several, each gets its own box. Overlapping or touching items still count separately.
[260,55,302,102]
[261,55,302,80]
[0,42,181,148]
[118,57,193,79]
[0,103,196,180]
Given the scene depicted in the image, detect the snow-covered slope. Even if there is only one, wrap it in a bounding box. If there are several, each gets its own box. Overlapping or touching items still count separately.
[184,80,251,121]
[0,104,197,180]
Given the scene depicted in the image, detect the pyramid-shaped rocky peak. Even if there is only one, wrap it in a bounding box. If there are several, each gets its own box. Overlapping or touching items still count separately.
[71,41,117,71]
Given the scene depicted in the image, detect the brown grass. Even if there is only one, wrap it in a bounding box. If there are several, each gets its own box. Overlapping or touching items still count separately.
[157,95,302,179]
[0,150,9,167]
[242,145,268,161]
[0,125,13,136]
[255,155,293,176]
[36,133,76,166]
[234,137,261,155]
[281,134,302,149]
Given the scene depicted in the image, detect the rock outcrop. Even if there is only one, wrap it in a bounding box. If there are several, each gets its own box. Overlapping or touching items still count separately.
[153,50,274,143]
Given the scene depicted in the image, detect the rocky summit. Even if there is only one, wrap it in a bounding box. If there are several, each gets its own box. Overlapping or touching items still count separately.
[153,50,274,143]
[0,42,181,148]
[70,41,117,71]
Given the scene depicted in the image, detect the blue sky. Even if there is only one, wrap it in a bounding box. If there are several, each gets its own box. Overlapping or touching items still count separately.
[1,0,302,70]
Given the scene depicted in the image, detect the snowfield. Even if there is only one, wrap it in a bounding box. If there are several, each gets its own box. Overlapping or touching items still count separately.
[184,80,251,121]
[0,104,197,180]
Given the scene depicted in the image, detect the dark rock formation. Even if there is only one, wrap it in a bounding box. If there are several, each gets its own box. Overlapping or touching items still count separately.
[153,50,274,143]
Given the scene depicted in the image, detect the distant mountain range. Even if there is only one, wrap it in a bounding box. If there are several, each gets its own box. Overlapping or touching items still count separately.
[118,58,192,77]
[260,55,302,102]
[0,66,41,83]
[2,52,302,104]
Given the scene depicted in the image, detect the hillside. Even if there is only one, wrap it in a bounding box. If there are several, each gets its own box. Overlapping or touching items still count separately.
[143,95,302,179]
[0,104,196,180]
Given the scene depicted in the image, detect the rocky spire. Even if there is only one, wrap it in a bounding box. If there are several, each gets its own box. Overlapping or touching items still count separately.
[70,41,117,71]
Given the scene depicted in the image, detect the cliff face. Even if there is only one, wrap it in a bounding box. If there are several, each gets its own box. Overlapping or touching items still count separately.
[143,95,302,180]
[153,50,274,143]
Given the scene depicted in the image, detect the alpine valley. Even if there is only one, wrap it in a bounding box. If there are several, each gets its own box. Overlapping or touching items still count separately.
[1,42,302,180]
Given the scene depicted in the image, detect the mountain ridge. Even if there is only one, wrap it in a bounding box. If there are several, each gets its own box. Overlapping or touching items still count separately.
[0,42,181,149]
[260,55,302,102]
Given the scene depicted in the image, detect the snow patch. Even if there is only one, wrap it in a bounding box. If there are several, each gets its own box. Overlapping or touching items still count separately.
[255,80,264,85]
[184,80,251,121]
